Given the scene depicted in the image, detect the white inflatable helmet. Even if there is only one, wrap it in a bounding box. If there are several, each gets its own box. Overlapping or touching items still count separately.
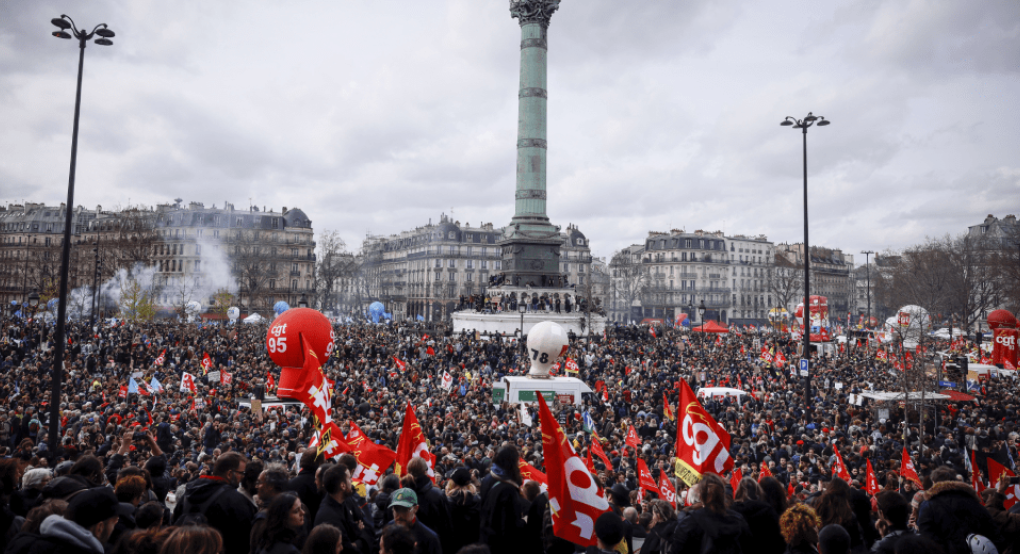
[967,534,998,554]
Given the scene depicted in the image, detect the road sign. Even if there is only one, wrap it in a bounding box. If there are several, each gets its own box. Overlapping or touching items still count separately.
[938,381,957,388]
[800,359,809,377]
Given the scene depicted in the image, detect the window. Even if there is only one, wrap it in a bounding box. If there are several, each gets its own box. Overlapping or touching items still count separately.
[467,273,473,281]
[578,264,584,273]
[196,229,203,237]
[435,259,441,268]
[273,218,280,229]
[466,259,474,269]
[292,263,298,273]
[291,279,298,290]
[495,260,501,270]
[448,231,455,239]
[481,260,488,269]
[196,260,201,271]
[564,263,570,272]
[292,248,298,257]
[448,259,455,268]
[196,244,202,255]
[465,233,472,241]
[466,246,473,256]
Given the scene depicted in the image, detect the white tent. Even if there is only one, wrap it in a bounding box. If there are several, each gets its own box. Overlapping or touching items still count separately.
[243,313,265,324]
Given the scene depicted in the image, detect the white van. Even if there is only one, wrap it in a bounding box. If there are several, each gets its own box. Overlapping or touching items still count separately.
[491,376,595,406]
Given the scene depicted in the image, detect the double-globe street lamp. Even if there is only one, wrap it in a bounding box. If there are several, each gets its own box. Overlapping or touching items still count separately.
[780,112,830,403]
[47,15,115,451]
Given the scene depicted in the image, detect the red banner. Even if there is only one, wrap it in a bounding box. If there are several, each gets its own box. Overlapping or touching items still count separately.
[674,380,733,486]
[993,328,1018,367]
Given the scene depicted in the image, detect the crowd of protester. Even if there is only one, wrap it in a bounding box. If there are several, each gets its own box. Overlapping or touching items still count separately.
[1,313,1018,554]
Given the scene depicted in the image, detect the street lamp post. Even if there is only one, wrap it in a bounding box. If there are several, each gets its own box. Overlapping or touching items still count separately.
[861,250,874,328]
[298,295,309,309]
[48,14,115,451]
[781,112,830,402]
[698,299,707,352]
[518,303,528,367]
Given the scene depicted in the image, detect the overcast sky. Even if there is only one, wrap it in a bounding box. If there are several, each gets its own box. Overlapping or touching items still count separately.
[2,0,1017,263]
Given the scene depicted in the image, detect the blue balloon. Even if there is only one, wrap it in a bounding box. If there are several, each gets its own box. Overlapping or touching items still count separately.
[274,301,290,316]
[369,301,385,324]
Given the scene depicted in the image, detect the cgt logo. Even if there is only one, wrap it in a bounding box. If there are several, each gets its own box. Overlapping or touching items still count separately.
[996,335,1016,350]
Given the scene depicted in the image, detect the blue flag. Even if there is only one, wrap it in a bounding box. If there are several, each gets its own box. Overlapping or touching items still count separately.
[582,411,596,433]
[127,377,140,394]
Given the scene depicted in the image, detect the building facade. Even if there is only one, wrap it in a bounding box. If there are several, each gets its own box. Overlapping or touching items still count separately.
[0,200,315,318]
[359,214,594,322]
[608,229,775,325]
[0,202,99,309]
[774,243,855,320]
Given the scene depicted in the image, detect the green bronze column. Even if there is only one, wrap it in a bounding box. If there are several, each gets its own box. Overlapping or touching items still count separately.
[511,0,559,229]
[501,0,563,288]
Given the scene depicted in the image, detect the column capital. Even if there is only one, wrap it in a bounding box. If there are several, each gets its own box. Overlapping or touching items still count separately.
[510,0,560,26]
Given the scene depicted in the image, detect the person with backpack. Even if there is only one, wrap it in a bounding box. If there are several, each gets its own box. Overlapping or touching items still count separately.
[172,451,257,554]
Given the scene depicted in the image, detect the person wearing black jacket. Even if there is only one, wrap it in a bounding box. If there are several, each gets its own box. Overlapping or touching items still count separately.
[286,449,323,526]
[443,468,481,554]
[406,457,451,552]
[479,446,529,554]
[917,466,1004,554]
[314,464,371,554]
[642,500,678,554]
[731,478,785,554]
[374,474,401,530]
[672,473,755,554]
[172,452,257,554]
[870,491,914,554]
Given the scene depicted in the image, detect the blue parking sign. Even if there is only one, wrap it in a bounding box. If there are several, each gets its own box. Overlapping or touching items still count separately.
[800,359,809,377]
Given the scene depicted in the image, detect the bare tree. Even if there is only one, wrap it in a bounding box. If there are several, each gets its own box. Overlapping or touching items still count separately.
[314,230,356,311]
[768,255,802,314]
[609,249,647,323]
[227,229,279,310]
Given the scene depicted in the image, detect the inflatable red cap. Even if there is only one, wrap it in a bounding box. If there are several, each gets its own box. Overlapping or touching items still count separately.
[265,308,335,398]
[988,309,1018,330]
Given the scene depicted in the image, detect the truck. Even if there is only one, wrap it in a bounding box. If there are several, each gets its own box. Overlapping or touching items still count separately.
[491,376,595,407]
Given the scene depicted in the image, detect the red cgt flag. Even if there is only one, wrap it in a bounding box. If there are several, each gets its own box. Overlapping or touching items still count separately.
[625,425,641,450]
[537,393,610,547]
[758,461,773,482]
[674,379,733,487]
[663,392,675,422]
[901,448,923,489]
[659,469,677,509]
[730,468,743,499]
[346,422,397,487]
[866,459,880,496]
[637,458,658,495]
[832,448,852,482]
[518,458,549,493]
[395,402,434,481]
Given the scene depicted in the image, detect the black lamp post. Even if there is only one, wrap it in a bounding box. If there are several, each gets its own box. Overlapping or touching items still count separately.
[48,14,115,452]
[28,290,40,315]
[518,303,528,363]
[698,299,707,323]
[298,295,309,309]
[780,111,830,402]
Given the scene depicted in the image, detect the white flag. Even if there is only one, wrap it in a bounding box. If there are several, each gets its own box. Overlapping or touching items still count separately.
[520,403,533,427]
[180,372,197,394]
[441,371,454,391]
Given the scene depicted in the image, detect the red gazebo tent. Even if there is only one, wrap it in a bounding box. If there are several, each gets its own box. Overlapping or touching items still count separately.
[692,320,730,333]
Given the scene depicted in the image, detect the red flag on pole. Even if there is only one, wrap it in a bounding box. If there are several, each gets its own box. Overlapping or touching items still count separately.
[659,470,677,508]
[832,448,852,482]
[663,392,675,422]
[519,458,549,493]
[901,448,923,489]
[970,449,986,494]
[201,352,212,374]
[625,425,641,450]
[589,436,613,470]
[395,402,434,481]
[637,459,658,494]
[393,357,407,372]
[866,459,880,496]
[674,379,733,486]
[758,461,773,482]
[537,393,610,547]
[730,468,743,498]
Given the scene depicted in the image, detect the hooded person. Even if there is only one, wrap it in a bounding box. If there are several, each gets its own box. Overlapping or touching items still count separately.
[172,451,257,554]
[587,512,626,554]
[479,445,529,554]
[7,487,119,554]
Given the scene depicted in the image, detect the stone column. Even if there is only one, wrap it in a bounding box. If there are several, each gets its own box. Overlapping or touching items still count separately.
[511,0,559,228]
